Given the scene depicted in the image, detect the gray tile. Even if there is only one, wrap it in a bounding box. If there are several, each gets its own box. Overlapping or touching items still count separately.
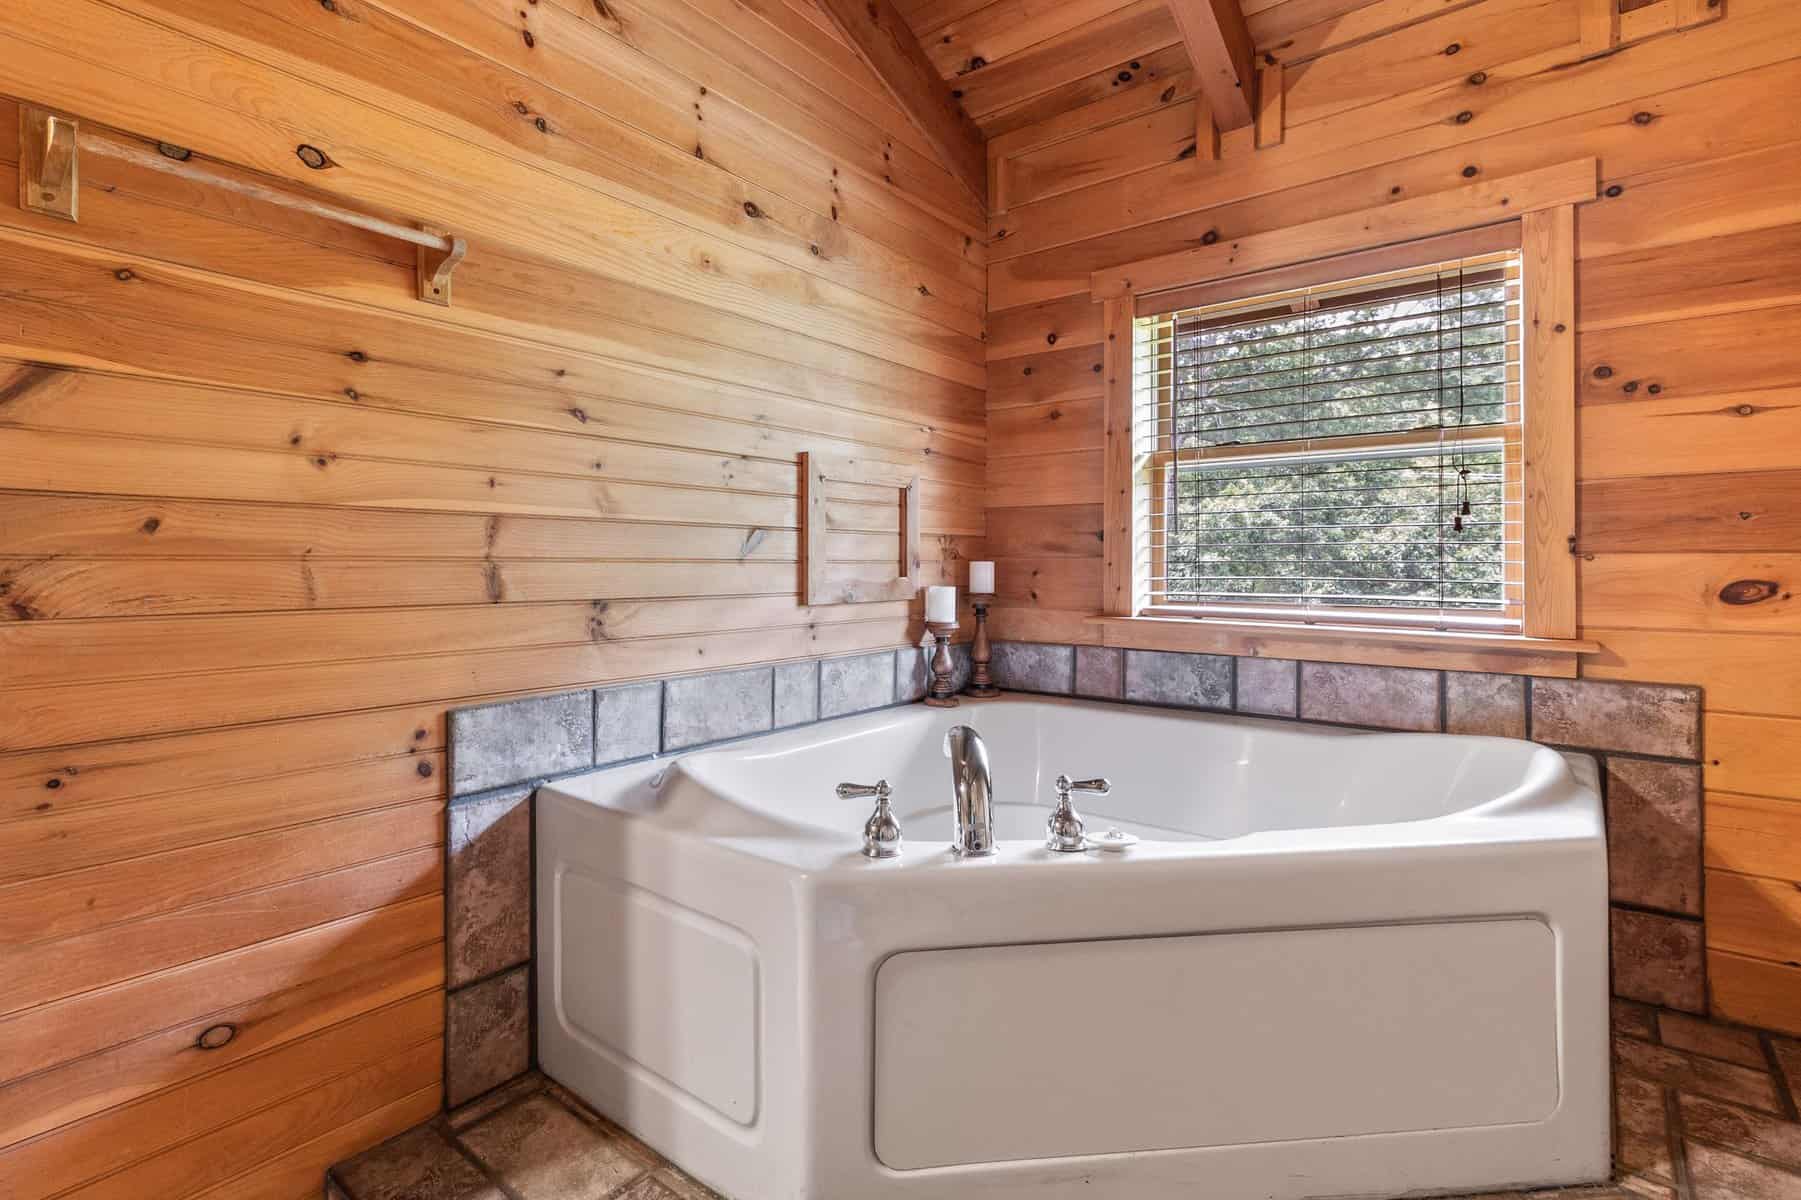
[1445,672,1527,738]
[896,645,930,703]
[1235,657,1297,718]
[1659,1012,1769,1070]
[1614,1074,1674,1183]
[448,1071,546,1132]
[447,786,532,989]
[594,682,661,766]
[1615,1034,1784,1114]
[450,691,594,796]
[334,1125,504,1200]
[662,667,773,751]
[1775,1037,1801,1111]
[1531,679,1701,760]
[1612,997,1658,1041]
[990,641,1075,694]
[1687,1140,1801,1200]
[1607,758,1702,917]
[820,651,896,718]
[1124,650,1232,709]
[446,966,532,1107]
[1300,662,1440,731]
[775,661,821,725]
[1074,646,1124,699]
[457,1093,650,1200]
[1610,907,1705,1014]
[618,1169,724,1200]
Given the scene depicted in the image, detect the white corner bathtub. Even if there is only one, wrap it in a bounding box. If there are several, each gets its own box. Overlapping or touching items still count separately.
[536,695,1610,1200]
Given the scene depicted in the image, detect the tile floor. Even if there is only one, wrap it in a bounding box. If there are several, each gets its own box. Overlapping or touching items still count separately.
[329,1001,1801,1200]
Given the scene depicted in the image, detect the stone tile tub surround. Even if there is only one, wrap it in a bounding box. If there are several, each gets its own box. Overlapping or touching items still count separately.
[442,646,948,1108]
[989,640,1708,1016]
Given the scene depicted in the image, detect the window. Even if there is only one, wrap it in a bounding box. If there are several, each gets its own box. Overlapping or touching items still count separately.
[1133,252,1523,631]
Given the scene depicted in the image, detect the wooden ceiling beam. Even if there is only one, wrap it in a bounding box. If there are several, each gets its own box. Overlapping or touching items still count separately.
[814,0,988,209]
[1168,0,1257,132]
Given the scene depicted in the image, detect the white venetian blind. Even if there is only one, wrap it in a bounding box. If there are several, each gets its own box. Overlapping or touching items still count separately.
[1132,251,1524,629]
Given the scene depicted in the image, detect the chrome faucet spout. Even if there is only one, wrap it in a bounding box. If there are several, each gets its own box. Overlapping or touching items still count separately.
[942,725,996,857]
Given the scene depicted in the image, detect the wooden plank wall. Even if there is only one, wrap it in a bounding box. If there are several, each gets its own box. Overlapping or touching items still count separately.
[983,0,1801,1032]
[0,0,985,1195]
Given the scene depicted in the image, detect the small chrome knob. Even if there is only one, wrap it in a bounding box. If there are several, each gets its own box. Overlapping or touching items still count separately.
[841,780,901,859]
[1047,774,1110,853]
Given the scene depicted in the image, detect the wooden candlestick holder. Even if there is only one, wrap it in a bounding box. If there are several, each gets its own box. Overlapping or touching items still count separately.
[966,596,999,697]
[923,620,960,707]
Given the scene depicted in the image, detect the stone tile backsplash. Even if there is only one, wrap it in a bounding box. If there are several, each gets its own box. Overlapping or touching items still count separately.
[990,641,1075,693]
[1531,677,1703,760]
[1074,645,1124,699]
[1124,649,1233,709]
[1606,758,1703,917]
[593,682,661,765]
[1235,656,1298,718]
[450,692,594,797]
[1444,671,1527,738]
[663,666,773,751]
[446,965,532,1108]
[1299,662,1440,732]
[819,650,896,718]
[446,785,532,990]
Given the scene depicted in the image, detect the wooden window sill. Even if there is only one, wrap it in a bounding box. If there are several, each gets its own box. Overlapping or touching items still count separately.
[1085,614,1600,678]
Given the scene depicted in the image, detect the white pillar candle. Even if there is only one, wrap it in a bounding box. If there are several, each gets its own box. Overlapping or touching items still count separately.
[968,561,995,595]
[925,585,957,624]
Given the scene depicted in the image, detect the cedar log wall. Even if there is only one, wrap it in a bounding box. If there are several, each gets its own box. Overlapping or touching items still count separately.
[981,0,1801,1033]
[0,0,984,1195]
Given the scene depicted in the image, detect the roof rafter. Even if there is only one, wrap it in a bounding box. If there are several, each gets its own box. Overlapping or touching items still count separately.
[1168,0,1257,132]
[815,0,989,208]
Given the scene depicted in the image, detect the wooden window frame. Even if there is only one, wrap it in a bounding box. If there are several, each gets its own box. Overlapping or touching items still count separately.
[1090,160,1601,676]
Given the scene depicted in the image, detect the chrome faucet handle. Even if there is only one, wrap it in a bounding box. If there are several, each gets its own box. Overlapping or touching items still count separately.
[840,780,901,859]
[1047,774,1109,853]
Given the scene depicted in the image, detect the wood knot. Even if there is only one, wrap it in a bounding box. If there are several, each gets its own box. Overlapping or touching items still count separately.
[569,406,589,423]
[1201,229,1220,245]
[742,200,763,218]
[534,116,549,133]
[196,1023,237,1051]
[1735,404,1757,416]
[1605,184,1624,198]
[1632,111,1655,126]
[521,29,535,48]
[346,350,368,363]
[1454,110,1474,125]
[157,142,192,161]
[140,517,161,534]
[1444,42,1461,54]
[1719,579,1783,606]
[1045,332,1058,345]
[344,387,360,401]
[44,777,62,790]
[1021,365,1033,376]
[295,144,331,170]
[1467,71,1488,85]
[1461,165,1479,178]
[1593,365,1614,379]
[416,760,435,777]
[113,268,135,282]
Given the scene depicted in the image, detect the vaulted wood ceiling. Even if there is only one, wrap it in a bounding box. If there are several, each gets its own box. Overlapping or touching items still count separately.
[890,0,1361,138]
